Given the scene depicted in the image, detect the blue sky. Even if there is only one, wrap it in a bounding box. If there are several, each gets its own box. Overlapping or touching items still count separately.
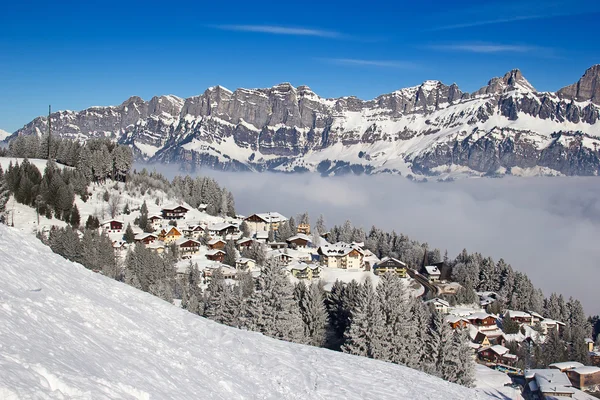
[1,0,599,132]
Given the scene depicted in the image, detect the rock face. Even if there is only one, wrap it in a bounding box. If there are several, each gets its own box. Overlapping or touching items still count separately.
[558,65,600,105]
[10,66,600,177]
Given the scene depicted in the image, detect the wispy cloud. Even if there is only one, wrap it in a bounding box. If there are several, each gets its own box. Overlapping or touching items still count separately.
[428,8,598,31]
[321,58,418,69]
[428,43,537,53]
[211,24,342,38]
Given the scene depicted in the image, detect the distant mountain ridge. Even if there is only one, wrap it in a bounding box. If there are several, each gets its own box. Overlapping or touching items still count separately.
[10,65,600,178]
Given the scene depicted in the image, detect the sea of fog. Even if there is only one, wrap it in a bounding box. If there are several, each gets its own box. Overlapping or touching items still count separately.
[138,163,600,315]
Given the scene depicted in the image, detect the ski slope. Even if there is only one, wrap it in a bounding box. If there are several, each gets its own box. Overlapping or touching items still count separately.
[0,225,490,399]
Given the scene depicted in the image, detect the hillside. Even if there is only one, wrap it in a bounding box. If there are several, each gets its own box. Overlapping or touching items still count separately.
[10,65,600,178]
[0,225,490,399]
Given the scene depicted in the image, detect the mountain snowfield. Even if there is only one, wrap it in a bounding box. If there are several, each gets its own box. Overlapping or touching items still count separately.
[10,65,600,178]
[0,129,11,142]
[0,225,496,399]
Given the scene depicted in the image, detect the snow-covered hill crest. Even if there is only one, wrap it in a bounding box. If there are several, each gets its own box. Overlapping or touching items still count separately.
[0,225,489,399]
[11,65,600,177]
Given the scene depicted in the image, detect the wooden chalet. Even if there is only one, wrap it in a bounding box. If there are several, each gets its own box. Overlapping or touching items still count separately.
[162,226,183,244]
[244,212,287,232]
[373,257,408,278]
[148,215,163,230]
[206,249,226,262]
[161,204,190,220]
[177,238,201,256]
[286,262,321,280]
[134,233,157,245]
[565,367,600,391]
[235,257,256,271]
[208,238,226,250]
[183,225,205,239]
[468,312,498,330]
[208,222,239,239]
[446,315,470,329]
[286,234,311,249]
[236,237,254,249]
[478,345,517,365]
[474,331,506,347]
[102,219,124,233]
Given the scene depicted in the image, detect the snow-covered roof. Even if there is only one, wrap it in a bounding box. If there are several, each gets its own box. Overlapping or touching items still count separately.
[208,222,238,232]
[176,238,201,246]
[541,318,565,326]
[146,242,165,249]
[377,257,407,266]
[237,237,254,244]
[134,233,157,240]
[287,233,311,243]
[161,204,190,211]
[206,249,225,256]
[526,369,575,395]
[425,298,450,307]
[468,312,496,321]
[285,262,320,272]
[549,361,585,371]
[424,265,440,275]
[255,231,269,239]
[101,219,124,225]
[571,366,600,375]
[208,238,226,245]
[505,310,531,319]
[481,345,509,356]
[166,227,182,235]
[148,214,163,220]
[236,257,255,264]
[246,212,287,223]
[318,242,364,257]
[445,315,469,324]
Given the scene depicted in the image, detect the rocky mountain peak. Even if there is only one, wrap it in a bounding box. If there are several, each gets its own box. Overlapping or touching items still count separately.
[557,64,600,104]
[473,68,536,96]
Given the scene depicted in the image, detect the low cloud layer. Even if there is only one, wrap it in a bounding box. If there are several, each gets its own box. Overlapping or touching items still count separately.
[142,164,600,314]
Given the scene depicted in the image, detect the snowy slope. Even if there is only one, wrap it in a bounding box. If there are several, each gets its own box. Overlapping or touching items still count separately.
[0,129,11,141]
[0,225,489,399]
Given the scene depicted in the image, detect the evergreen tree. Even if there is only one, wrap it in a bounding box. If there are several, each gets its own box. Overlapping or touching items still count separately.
[298,283,328,347]
[124,223,135,243]
[315,214,326,235]
[222,240,237,267]
[246,259,305,343]
[138,200,151,232]
[454,328,475,387]
[240,221,251,238]
[0,166,9,223]
[69,204,80,227]
[342,277,385,359]
[204,268,231,324]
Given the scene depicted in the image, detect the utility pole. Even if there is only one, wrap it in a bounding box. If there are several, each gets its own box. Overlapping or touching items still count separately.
[48,105,51,160]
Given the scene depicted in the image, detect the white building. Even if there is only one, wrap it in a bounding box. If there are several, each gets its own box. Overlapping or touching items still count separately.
[317,243,365,270]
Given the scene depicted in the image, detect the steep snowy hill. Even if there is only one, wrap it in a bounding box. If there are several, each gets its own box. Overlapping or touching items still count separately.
[0,225,489,399]
[11,65,600,177]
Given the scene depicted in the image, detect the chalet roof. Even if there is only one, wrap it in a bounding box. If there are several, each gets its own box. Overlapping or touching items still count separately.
[377,257,407,267]
[237,237,254,244]
[208,222,238,232]
[161,204,190,212]
[183,224,204,231]
[236,257,255,264]
[480,345,510,356]
[571,366,600,375]
[425,298,450,307]
[206,249,225,256]
[208,238,226,245]
[424,265,440,275]
[445,315,469,324]
[245,212,288,223]
[198,203,208,209]
[287,233,312,243]
[166,227,182,236]
[527,369,575,395]
[148,214,163,220]
[176,238,201,246]
[146,242,165,249]
[101,219,124,225]
[285,262,320,272]
[505,310,531,319]
[550,362,585,371]
[318,242,364,257]
[468,312,496,321]
[541,318,566,326]
[134,233,157,240]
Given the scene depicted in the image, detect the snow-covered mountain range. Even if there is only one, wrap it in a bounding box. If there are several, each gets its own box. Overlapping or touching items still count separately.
[10,65,600,177]
[0,129,10,142]
[0,225,491,399]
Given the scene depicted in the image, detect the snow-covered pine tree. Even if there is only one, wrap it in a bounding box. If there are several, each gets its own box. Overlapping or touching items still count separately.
[299,283,328,347]
[0,165,10,223]
[315,214,326,235]
[376,272,410,364]
[246,259,305,343]
[203,268,232,324]
[124,223,135,243]
[453,328,475,387]
[240,221,251,238]
[223,240,237,267]
[342,277,385,359]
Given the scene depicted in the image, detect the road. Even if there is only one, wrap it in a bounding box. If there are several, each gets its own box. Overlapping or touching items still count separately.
[407,268,439,298]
